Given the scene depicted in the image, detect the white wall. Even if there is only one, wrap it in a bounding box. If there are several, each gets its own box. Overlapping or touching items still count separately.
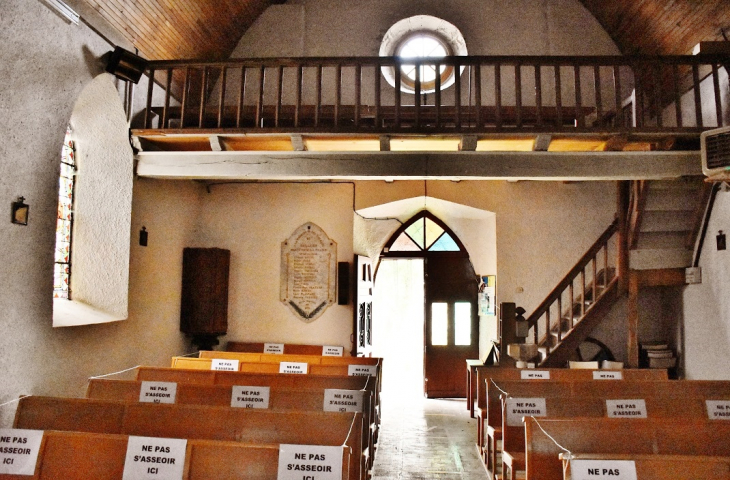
[683,189,730,379]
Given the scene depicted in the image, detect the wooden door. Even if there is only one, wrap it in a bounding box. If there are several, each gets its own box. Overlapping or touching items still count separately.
[424,255,478,398]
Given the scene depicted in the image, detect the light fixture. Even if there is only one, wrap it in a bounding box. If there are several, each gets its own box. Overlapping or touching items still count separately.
[106,47,149,84]
[40,0,79,25]
[11,197,29,225]
[718,230,726,251]
[139,226,148,246]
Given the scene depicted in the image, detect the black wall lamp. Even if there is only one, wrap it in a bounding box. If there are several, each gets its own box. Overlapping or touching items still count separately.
[139,226,148,247]
[718,230,727,251]
[11,197,29,225]
[106,47,148,84]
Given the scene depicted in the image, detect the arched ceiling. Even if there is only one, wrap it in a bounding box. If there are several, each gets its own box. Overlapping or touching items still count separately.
[79,0,729,60]
[579,0,730,55]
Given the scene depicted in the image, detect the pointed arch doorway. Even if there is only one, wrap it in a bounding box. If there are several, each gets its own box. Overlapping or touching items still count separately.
[378,210,479,398]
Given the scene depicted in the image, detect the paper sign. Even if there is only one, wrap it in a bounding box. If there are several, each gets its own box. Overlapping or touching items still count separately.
[348,365,377,377]
[606,399,647,418]
[139,381,177,404]
[0,429,43,475]
[280,362,308,374]
[322,346,344,357]
[706,400,730,420]
[211,359,239,371]
[505,397,547,426]
[122,436,186,480]
[520,370,550,380]
[231,386,270,409]
[570,460,637,480]
[323,389,364,412]
[277,444,343,480]
[593,371,623,380]
[265,343,285,354]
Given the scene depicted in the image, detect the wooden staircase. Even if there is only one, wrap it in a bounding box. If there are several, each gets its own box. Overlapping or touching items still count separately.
[522,220,621,367]
[513,177,709,368]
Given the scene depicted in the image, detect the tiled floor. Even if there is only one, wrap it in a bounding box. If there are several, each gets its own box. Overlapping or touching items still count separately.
[371,393,488,480]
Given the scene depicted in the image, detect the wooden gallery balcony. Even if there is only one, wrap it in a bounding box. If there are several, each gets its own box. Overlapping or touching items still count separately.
[131,55,729,180]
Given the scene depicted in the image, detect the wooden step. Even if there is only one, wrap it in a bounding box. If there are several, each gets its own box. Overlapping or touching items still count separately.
[635,231,690,250]
[644,190,698,212]
[640,210,694,233]
[629,248,693,270]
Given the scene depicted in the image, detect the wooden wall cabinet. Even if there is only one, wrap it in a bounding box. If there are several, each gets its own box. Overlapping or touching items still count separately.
[180,248,230,349]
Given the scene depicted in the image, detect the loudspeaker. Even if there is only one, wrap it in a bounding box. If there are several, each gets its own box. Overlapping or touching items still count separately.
[338,262,350,305]
[106,47,148,84]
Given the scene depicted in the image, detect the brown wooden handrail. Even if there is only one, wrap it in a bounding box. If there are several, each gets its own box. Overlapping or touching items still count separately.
[525,219,619,331]
[136,54,729,135]
[628,181,649,249]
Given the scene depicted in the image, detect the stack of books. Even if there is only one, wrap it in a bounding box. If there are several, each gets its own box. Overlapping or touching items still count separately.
[641,342,677,369]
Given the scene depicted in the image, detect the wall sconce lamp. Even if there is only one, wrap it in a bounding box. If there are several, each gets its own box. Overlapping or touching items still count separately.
[106,47,149,84]
[11,197,29,225]
[718,230,727,251]
[139,226,148,247]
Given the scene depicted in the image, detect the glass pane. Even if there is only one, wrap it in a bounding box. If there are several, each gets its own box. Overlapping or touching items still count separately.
[431,302,448,346]
[398,35,448,82]
[424,218,444,249]
[455,302,472,346]
[429,232,460,251]
[53,263,69,299]
[405,218,425,249]
[390,232,421,251]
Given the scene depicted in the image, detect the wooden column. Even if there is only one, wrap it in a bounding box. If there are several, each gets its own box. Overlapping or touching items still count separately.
[627,270,639,368]
[617,181,630,294]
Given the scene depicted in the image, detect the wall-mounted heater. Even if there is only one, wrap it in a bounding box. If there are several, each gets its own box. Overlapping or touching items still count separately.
[701,126,730,177]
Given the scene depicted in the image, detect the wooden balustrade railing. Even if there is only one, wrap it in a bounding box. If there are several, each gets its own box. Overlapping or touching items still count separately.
[525,219,619,356]
[135,55,729,134]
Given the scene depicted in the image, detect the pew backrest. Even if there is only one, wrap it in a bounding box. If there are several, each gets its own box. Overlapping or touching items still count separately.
[561,453,730,480]
[524,417,730,480]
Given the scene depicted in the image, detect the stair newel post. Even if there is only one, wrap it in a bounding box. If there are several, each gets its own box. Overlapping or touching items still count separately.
[569,281,575,328]
[557,295,563,343]
[581,270,586,316]
[592,256,597,302]
[617,181,630,294]
[545,307,551,353]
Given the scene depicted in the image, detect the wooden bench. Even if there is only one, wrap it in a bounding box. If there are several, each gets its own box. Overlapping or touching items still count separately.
[559,453,730,480]
[86,378,376,469]
[226,341,344,355]
[499,395,730,480]
[525,418,730,480]
[472,366,667,418]
[14,396,365,480]
[0,430,351,480]
[474,368,668,470]
[483,379,730,477]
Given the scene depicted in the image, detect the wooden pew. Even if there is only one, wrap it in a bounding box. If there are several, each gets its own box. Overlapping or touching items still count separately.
[0,430,351,480]
[499,395,730,480]
[483,379,730,477]
[560,453,730,480]
[226,341,339,355]
[524,418,730,480]
[86,378,376,469]
[13,396,365,480]
[472,365,667,418]
[475,368,668,469]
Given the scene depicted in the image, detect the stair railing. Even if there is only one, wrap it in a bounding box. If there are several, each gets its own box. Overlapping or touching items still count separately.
[627,180,648,249]
[525,219,619,357]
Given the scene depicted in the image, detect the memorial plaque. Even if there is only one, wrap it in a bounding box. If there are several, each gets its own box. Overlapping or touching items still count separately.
[281,223,337,322]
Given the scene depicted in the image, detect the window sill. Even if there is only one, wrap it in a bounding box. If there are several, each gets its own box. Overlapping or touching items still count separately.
[53,298,126,327]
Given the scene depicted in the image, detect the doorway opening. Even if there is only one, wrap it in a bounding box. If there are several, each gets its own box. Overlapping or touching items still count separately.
[371,210,479,399]
[372,258,425,401]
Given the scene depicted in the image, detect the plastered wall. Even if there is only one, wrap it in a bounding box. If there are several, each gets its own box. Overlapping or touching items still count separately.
[683,190,730,379]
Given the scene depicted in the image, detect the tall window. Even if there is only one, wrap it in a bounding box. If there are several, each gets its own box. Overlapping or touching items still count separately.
[54,128,76,299]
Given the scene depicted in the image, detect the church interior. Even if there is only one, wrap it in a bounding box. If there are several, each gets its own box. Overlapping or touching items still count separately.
[2,0,730,478]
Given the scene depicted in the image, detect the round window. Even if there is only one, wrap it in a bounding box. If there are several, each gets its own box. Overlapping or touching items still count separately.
[380,16,467,94]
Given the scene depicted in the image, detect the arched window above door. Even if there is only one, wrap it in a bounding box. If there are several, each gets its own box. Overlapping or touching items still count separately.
[383,211,466,256]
